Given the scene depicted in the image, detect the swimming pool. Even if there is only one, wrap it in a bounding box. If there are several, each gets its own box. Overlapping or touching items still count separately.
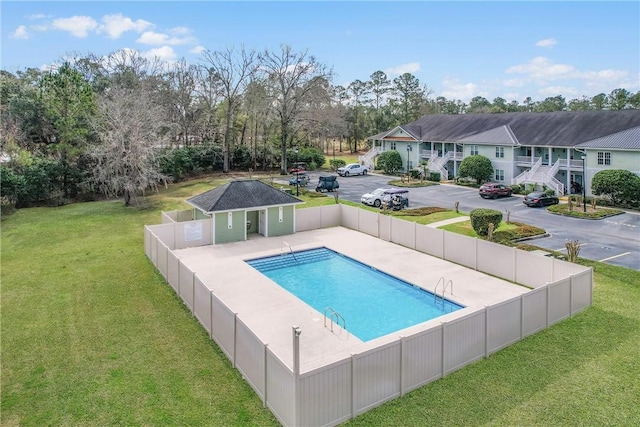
[246,247,464,341]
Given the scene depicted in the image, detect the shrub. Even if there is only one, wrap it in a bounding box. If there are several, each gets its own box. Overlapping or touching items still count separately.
[509,184,523,194]
[470,208,503,236]
[376,150,403,175]
[428,172,441,182]
[409,168,422,179]
[592,169,640,206]
[0,165,26,206]
[329,159,346,171]
[544,188,556,195]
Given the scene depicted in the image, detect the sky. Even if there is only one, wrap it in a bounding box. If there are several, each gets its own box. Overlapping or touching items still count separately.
[2,1,639,103]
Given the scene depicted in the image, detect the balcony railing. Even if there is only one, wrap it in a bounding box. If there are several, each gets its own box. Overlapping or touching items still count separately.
[516,156,541,165]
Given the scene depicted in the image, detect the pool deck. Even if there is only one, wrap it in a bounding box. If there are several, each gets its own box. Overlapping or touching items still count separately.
[175,227,530,372]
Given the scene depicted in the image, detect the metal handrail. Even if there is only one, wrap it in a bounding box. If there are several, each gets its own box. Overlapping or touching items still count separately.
[323,307,346,333]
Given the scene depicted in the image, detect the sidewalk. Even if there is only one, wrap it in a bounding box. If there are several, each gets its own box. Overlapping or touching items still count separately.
[427,216,470,228]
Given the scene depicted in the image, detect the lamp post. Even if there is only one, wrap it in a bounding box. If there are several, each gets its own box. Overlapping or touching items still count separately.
[406,143,412,173]
[581,155,587,212]
[294,147,299,196]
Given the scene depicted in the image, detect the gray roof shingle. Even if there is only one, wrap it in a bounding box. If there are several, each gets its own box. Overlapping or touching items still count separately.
[370,111,640,148]
[455,125,519,145]
[186,179,304,213]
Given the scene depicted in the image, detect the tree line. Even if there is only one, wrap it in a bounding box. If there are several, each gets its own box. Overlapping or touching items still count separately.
[1,45,638,207]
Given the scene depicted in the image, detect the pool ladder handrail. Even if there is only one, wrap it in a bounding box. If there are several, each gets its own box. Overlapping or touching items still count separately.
[434,277,454,308]
[281,241,298,263]
[323,307,346,333]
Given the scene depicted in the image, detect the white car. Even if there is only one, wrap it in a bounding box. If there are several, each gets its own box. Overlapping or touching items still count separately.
[361,188,389,208]
[337,163,369,176]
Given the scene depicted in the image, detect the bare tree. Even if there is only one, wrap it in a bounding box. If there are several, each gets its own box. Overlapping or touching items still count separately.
[164,58,200,147]
[91,86,169,206]
[259,45,333,174]
[201,46,258,173]
[243,77,275,170]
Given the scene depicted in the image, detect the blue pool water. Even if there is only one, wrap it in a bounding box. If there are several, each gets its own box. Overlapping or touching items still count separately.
[246,247,464,342]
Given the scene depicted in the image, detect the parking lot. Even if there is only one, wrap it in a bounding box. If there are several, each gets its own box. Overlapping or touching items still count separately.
[289,171,640,271]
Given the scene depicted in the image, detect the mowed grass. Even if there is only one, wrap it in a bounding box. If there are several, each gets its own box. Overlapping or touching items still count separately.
[2,179,640,426]
[1,194,279,426]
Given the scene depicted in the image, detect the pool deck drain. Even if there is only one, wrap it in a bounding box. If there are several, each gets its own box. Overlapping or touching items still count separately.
[175,227,530,371]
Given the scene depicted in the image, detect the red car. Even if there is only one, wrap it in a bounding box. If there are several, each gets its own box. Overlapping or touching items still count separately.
[479,183,513,199]
[289,162,306,174]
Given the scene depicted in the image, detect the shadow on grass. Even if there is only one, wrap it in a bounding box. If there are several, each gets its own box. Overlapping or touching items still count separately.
[344,306,639,426]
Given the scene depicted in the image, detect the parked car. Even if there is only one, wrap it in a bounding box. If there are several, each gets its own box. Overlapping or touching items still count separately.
[289,172,309,187]
[361,188,389,207]
[289,162,306,174]
[479,183,512,199]
[361,188,409,209]
[523,192,559,207]
[315,175,339,192]
[337,163,369,176]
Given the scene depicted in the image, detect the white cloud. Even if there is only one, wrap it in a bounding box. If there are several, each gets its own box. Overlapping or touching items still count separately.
[99,13,153,39]
[11,25,29,39]
[536,38,557,48]
[504,56,633,98]
[27,14,48,20]
[136,30,194,46]
[440,79,487,102]
[190,45,206,54]
[51,16,98,38]
[169,26,191,36]
[538,85,581,98]
[141,46,177,63]
[384,62,420,76]
[506,56,574,81]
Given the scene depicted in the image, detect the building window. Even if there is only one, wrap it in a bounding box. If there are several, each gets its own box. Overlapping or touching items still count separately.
[597,151,611,165]
[495,146,504,158]
[390,141,397,150]
[470,145,479,156]
[495,169,505,181]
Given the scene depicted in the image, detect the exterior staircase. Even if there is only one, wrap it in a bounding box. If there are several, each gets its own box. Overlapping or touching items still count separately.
[427,153,449,180]
[512,158,565,194]
[358,147,382,170]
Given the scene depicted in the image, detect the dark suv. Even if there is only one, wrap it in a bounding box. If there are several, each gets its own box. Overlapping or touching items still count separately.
[479,183,512,199]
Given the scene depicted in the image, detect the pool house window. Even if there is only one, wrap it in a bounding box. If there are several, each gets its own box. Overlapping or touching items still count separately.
[597,151,611,165]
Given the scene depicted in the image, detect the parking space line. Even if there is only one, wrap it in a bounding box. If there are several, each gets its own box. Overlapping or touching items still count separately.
[450,190,475,195]
[599,252,631,262]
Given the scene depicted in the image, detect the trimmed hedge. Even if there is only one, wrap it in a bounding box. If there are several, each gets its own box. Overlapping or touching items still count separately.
[470,208,503,236]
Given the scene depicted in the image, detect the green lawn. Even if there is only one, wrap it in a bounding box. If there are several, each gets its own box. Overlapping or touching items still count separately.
[2,179,639,426]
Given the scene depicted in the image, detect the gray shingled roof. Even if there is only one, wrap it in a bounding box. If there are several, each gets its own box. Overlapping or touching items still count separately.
[370,111,640,148]
[186,179,304,213]
[576,126,640,150]
[455,125,519,145]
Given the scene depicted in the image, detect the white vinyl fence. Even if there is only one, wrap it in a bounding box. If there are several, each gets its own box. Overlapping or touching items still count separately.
[144,204,593,427]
